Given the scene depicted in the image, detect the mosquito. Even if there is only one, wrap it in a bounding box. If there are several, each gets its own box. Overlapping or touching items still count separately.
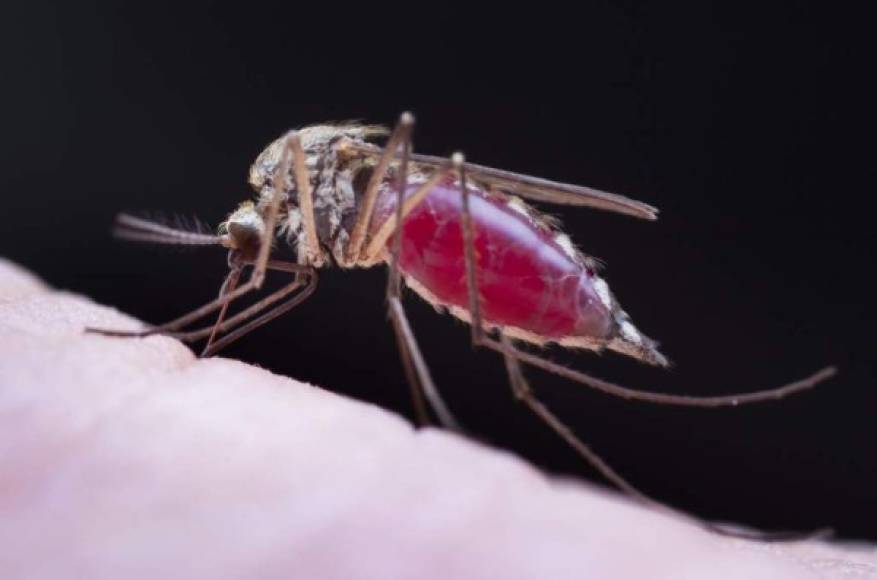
[88,112,836,539]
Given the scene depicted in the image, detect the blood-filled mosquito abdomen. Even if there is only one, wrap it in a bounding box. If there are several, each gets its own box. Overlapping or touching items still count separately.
[371,179,614,341]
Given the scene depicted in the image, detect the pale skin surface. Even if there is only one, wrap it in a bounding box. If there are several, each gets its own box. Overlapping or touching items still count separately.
[0,258,874,579]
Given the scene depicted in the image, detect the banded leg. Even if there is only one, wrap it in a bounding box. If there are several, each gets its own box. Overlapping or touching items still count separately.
[88,131,321,341]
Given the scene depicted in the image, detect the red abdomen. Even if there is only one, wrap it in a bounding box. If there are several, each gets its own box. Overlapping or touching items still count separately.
[372,179,613,340]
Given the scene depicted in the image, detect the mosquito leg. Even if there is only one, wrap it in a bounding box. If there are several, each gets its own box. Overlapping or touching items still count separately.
[386,124,412,299]
[377,126,462,430]
[181,131,319,354]
[85,277,261,338]
[484,338,835,407]
[453,157,659,502]
[200,269,318,357]
[142,267,313,360]
[449,154,833,538]
[363,167,460,425]
[201,271,240,353]
[499,335,656,503]
[498,336,831,541]
[248,132,294,288]
[287,131,324,266]
[387,298,462,430]
[164,259,312,345]
[388,298,434,427]
[360,162,453,265]
[181,132,319,355]
[345,111,415,264]
[447,155,836,406]
[455,154,484,345]
[202,254,245,355]
[89,257,310,356]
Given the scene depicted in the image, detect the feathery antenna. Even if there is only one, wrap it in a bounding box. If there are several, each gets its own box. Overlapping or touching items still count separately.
[112,213,224,246]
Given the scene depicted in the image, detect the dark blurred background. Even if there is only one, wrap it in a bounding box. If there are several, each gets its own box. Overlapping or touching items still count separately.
[2,3,873,538]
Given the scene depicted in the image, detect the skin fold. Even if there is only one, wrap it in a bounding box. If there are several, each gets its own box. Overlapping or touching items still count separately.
[0,257,874,580]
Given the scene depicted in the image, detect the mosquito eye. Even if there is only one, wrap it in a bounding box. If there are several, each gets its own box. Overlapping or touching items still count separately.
[222,200,266,255]
[226,221,260,257]
[227,221,259,240]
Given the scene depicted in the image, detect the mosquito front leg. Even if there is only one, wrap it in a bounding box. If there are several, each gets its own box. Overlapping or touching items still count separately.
[192,132,321,355]
[166,259,315,354]
[200,268,317,357]
[188,132,322,355]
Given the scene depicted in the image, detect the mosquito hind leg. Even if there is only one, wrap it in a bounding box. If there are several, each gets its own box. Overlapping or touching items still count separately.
[452,157,657,500]
[449,155,834,408]
[500,333,835,540]
[498,335,656,502]
[451,154,831,540]
[484,339,835,407]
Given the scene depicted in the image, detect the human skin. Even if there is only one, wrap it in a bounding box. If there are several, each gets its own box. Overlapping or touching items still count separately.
[0,257,874,579]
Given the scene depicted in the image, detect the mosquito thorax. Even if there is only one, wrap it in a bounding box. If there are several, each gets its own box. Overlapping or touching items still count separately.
[247,123,390,267]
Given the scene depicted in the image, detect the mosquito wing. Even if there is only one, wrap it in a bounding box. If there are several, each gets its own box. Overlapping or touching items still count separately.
[413,151,657,220]
[342,141,658,220]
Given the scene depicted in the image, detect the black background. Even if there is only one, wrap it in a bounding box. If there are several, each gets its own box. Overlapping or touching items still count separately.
[2,4,873,538]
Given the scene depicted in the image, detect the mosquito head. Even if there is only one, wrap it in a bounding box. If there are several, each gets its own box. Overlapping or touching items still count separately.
[219,200,265,259]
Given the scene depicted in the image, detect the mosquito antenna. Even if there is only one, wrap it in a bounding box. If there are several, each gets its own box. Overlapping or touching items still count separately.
[112,213,224,246]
